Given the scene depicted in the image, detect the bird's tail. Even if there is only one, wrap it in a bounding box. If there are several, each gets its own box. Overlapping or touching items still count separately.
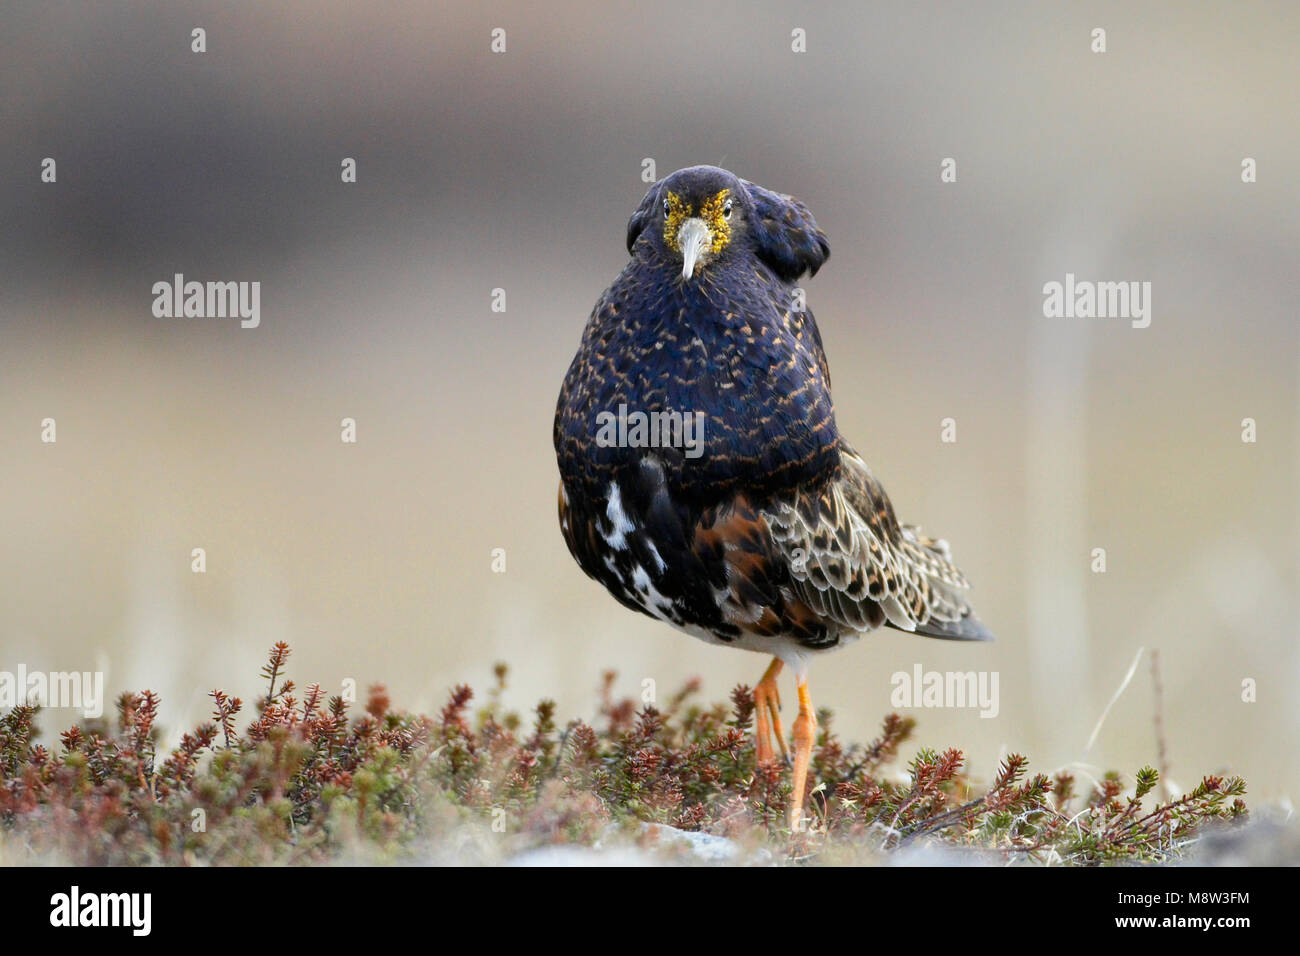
[900,614,995,642]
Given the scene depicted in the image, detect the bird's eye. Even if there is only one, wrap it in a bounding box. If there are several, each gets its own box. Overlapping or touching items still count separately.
[723,200,733,219]
[662,198,670,219]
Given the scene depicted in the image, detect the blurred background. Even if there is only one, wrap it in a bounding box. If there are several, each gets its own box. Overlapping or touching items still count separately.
[2,2,1297,803]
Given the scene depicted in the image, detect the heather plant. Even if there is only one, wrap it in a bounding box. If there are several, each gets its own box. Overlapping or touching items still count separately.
[0,643,1248,866]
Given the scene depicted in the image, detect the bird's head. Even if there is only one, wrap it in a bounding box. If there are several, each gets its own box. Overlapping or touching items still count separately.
[645,166,747,281]
[626,165,829,283]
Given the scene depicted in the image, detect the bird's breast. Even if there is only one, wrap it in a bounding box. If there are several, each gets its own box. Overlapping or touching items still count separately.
[555,262,841,507]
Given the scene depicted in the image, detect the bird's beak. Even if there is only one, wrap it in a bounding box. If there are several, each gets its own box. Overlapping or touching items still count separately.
[677,217,712,280]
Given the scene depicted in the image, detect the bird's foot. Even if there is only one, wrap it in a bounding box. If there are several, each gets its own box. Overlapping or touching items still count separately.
[752,657,787,767]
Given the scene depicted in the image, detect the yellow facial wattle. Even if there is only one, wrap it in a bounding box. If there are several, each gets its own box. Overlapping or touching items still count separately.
[662,191,690,252]
[697,189,732,253]
[663,188,732,255]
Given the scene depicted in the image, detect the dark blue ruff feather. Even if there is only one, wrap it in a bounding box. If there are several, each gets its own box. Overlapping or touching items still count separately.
[554,244,840,508]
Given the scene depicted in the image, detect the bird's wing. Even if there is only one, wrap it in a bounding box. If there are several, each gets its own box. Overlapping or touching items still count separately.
[761,444,993,641]
[692,493,843,647]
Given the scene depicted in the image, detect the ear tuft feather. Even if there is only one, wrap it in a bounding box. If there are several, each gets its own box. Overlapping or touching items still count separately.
[626,185,658,254]
[743,180,830,281]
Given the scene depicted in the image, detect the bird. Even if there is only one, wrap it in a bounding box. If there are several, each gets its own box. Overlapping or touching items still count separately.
[553,165,992,830]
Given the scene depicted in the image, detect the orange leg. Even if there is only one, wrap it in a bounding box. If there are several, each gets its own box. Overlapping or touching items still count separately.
[789,677,818,832]
[754,682,772,766]
[752,657,787,766]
